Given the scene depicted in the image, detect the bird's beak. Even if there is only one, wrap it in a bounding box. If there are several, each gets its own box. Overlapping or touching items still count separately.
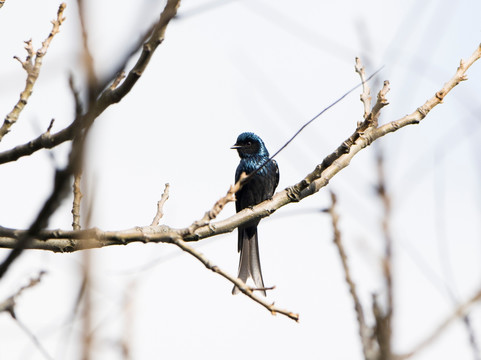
[230,144,242,149]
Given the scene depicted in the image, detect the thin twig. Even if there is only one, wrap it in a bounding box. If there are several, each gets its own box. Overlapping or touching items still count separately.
[461,314,481,360]
[374,44,481,137]
[81,250,93,360]
[68,74,83,118]
[397,288,481,359]
[151,177,296,319]
[170,235,299,321]
[72,172,82,230]
[0,3,66,141]
[120,280,135,360]
[375,150,393,359]
[355,57,372,121]
[327,192,376,359]
[242,66,384,185]
[0,166,73,278]
[0,271,46,313]
[370,81,390,128]
[76,0,98,101]
[0,15,103,279]
[151,183,170,226]
[15,317,54,360]
[0,272,52,360]
[182,173,247,235]
[46,118,55,133]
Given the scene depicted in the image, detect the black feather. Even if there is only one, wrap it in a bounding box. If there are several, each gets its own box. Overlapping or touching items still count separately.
[231,132,279,296]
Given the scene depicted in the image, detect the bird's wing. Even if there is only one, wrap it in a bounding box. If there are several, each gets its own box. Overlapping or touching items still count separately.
[272,159,280,193]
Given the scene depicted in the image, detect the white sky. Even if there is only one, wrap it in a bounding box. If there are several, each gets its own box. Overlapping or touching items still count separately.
[1,0,481,359]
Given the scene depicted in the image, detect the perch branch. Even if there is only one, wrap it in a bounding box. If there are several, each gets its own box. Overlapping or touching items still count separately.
[148,186,296,320]
[0,44,479,256]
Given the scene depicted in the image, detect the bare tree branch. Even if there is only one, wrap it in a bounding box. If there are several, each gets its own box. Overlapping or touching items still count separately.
[151,183,170,226]
[148,184,298,321]
[14,316,54,360]
[355,57,372,121]
[81,250,93,360]
[72,172,82,230]
[0,165,73,278]
[120,280,136,360]
[326,191,376,359]
[0,3,66,141]
[68,74,83,117]
[374,150,394,360]
[0,45,479,265]
[0,272,52,360]
[462,314,481,360]
[0,0,181,165]
[76,0,98,102]
[0,0,182,276]
[0,271,46,314]
[181,173,247,236]
[397,288,481,360]
[170,235,299,321]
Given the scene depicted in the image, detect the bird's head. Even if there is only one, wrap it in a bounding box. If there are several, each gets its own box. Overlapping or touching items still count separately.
[231,132,269,158]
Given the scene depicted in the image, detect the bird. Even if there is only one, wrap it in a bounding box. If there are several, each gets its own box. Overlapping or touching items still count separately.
[231,132,279,296]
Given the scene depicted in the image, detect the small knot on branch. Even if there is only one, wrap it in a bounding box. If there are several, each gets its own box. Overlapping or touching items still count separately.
[435,90,445,102]
[286,185,302,202]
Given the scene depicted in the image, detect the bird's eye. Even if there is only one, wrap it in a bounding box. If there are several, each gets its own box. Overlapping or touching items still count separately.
[246,141,251,146]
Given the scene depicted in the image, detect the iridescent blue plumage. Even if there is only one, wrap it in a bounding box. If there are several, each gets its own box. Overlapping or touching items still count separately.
[231,132,279,296]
